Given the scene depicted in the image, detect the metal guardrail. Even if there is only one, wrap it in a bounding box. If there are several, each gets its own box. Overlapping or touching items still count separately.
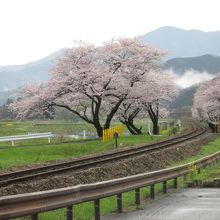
[0,150,219,220]
[0,132,53,146]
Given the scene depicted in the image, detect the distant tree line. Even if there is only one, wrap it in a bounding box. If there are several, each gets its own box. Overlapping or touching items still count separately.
[0,99,79,121]
[0,99,16,119]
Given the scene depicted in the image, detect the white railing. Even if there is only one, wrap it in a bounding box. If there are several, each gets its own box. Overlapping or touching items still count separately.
[0,132,53,146]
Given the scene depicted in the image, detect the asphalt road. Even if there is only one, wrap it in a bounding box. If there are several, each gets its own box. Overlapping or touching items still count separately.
[105,188,220,220]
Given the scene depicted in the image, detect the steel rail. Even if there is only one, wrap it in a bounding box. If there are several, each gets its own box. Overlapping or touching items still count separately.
[0,127,206,186]
[0,147,219,220]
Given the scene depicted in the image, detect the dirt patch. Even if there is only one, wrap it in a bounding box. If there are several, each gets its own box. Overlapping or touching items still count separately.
[0,133,217,196]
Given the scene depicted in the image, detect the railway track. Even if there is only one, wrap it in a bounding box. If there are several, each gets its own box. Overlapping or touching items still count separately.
[0,126,206,187]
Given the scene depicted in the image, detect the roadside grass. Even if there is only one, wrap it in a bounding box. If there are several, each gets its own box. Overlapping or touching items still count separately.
[170,135,220,166]
[187,161,220,182]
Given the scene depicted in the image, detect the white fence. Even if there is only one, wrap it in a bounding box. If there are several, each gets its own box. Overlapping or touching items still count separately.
[0,132,53,146]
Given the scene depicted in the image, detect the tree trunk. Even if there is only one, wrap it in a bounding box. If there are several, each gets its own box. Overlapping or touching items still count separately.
[104,98,125,130]
[123,121,137,135]
[152,121,159,135]
[94,124,103,137]
[120,120,142,135]
[147,103,159,135]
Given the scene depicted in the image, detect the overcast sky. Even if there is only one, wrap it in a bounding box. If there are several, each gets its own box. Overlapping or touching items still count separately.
[1,0,220,66]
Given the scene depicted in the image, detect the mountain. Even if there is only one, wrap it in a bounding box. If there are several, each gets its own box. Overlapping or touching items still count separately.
[165,54,220,75]
[164,54,220,108]
[171,86,198,109]
[0,49,65,92]
[139,26,220,59]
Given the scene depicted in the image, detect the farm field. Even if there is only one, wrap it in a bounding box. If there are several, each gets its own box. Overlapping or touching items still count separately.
[0,119,174,136]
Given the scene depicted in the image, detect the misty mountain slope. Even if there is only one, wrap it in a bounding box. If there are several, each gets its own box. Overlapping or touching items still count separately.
[0,49,65,91]
[165,54,220,75]
[139,26,220,59]
[171,86,197,109]
[0,90,19,106]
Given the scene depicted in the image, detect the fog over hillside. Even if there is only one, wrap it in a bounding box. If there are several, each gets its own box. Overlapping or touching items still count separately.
[167,69,216,88]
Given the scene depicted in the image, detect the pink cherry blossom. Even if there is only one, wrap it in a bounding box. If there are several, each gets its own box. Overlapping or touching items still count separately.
[10,38,167,137]
[192,75,220,122]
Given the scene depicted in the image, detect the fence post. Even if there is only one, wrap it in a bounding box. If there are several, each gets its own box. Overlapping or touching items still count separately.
[173,177,178,189]
[117,193,122,213]
[83,130,86,139]
[94,199,100,220]
[150,184,155,199]
[163,181,167,194]
[66,205,73,220]
[31,213,38,220]
[135,188,140,206]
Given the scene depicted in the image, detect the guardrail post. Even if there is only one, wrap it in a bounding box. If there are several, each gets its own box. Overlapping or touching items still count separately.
[150,184,155,199]
[48,137,51,144]
[135,188,140,206]
[11,140,15,146]
[163,181,167,193]
[94,199,100,220]
[173,177,178,189]
[66,205,73,220]
[31,213,38,220]
[117,193,122,213]
[213,157,216,164]
[183,174,187,182]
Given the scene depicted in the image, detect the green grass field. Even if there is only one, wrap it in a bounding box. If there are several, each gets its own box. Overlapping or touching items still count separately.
[0,119,179,169]
[0,120,96,136]
[0,119,176,136]
[0,134,165,169]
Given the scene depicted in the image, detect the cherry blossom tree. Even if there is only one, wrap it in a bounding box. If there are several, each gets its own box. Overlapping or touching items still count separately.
[10,38,165,137]
[141,72,178,134]
[118,100,143,135]
[117,71,178,135]
[192,76,220,123]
